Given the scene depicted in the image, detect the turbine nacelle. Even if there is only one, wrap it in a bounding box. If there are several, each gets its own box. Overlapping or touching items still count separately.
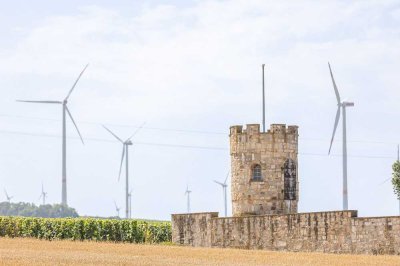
[341,101,354,107]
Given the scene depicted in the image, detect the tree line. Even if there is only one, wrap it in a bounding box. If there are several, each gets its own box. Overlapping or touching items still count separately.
[0,202,78,218]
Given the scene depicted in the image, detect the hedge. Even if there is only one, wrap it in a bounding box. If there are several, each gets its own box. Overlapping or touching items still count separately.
[0,216,171,243]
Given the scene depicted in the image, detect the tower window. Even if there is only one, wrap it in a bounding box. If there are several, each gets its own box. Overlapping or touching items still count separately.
[252,164,262,181]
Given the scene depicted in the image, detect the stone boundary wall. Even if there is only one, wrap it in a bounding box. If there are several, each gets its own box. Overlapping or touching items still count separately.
[171,211,400,255]
[171,212,218,247]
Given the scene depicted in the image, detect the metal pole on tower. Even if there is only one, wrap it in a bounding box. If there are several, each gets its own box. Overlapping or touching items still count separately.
[262,64,266,132]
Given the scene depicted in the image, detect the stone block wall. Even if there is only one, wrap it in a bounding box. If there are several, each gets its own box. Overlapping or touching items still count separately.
[230,124,299,216]
[171,211,400,255]
[171,212,218,247]
[351,216,400,255]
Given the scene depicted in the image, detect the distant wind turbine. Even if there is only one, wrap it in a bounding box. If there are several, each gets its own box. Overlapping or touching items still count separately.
[214,171,229,217]
[327,63,355,210]
[185,186,192,213]
[103,123,145,219]
[114,200,121,217]
[397,144,400,215]
[128,188,133,219]
[38,183,48,205]
[4,189,13,203]
[17,64,88,206]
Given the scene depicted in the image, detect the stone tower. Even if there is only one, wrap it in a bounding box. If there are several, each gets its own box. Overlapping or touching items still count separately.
[230,124,299,216]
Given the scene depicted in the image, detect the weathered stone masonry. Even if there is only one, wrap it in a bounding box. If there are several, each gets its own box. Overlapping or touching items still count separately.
[230,124,298,216]
[172,211,400,255]
[172,124,400,254]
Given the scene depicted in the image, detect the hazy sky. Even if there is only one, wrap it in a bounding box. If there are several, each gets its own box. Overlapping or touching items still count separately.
[0,0,400,220]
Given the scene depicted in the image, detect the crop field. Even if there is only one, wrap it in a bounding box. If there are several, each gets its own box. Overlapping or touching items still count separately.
[1,238,399,266]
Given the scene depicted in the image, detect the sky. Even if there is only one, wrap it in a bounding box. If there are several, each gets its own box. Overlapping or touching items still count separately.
[0,0,400,220]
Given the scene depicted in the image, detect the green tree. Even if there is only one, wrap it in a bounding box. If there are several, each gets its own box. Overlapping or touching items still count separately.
[0,202,78,218]
[392,160,400,200]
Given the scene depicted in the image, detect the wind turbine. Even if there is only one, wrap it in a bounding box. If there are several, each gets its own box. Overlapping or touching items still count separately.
[38,183,48,205]
[214,171,229,217]
[128,188,133,219]
[17,64,88,206]
[114,200,121,217]
[328,63,354,211]
[103,123,145,219]
[397,144,400,216]
[4,189,13,203]
[185,186,192,213]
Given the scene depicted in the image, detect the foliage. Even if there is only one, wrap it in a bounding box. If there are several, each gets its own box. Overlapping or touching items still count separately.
[0,216,171,243]
[0,202,78,218]
[392,161,400,200]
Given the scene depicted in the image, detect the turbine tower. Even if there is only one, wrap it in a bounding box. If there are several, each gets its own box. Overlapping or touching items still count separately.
[114,200,121,217]
[38,183,48,205]
[17,64,88,206]
[214,171,229,217]
[103,123,144,219]
[328,63,354,210]
[397,144,399,215]
[128,188,133,219]
[4,189,13,203]
[185,186,192,213]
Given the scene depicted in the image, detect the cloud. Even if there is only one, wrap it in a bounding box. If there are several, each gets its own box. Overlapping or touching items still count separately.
[1,0,400,218]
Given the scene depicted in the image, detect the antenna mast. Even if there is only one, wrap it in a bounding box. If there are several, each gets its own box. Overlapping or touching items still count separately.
[262,64,266,132]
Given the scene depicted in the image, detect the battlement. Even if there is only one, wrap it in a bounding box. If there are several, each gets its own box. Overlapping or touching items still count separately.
[172,210,400,255]
[230,124,298,136]
[230,123,299,217]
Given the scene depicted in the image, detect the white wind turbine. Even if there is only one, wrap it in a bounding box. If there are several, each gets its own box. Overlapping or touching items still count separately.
[103,123,145,219]
[328,63,355,211]
[114,200,121,217]
[128,188,133,219]
[38,183,48,205]
[4,189,13,203]
[185,186,192,213]
[17,64,88,206]
[214,171,229,217]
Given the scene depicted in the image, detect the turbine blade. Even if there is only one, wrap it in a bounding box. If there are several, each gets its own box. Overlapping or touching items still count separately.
[16,100,62,104]
[379,177,391,186]
[65,64,89,101]
[127,122,146,141]
[65,106,84,145]
[118,146,126,181]
[38,194,42,200]
[328,63,341,104]
[224,171,230,184]
[214,180,224,186]
[103,125,124,143]
[328,106,341,154]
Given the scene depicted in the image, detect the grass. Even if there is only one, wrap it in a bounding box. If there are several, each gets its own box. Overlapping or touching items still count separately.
[0,237,399,265]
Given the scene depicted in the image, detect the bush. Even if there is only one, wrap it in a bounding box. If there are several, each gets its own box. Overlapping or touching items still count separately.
[0,216,171,243]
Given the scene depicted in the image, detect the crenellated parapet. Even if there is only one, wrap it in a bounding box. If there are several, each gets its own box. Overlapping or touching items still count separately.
[230,124,299,216]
